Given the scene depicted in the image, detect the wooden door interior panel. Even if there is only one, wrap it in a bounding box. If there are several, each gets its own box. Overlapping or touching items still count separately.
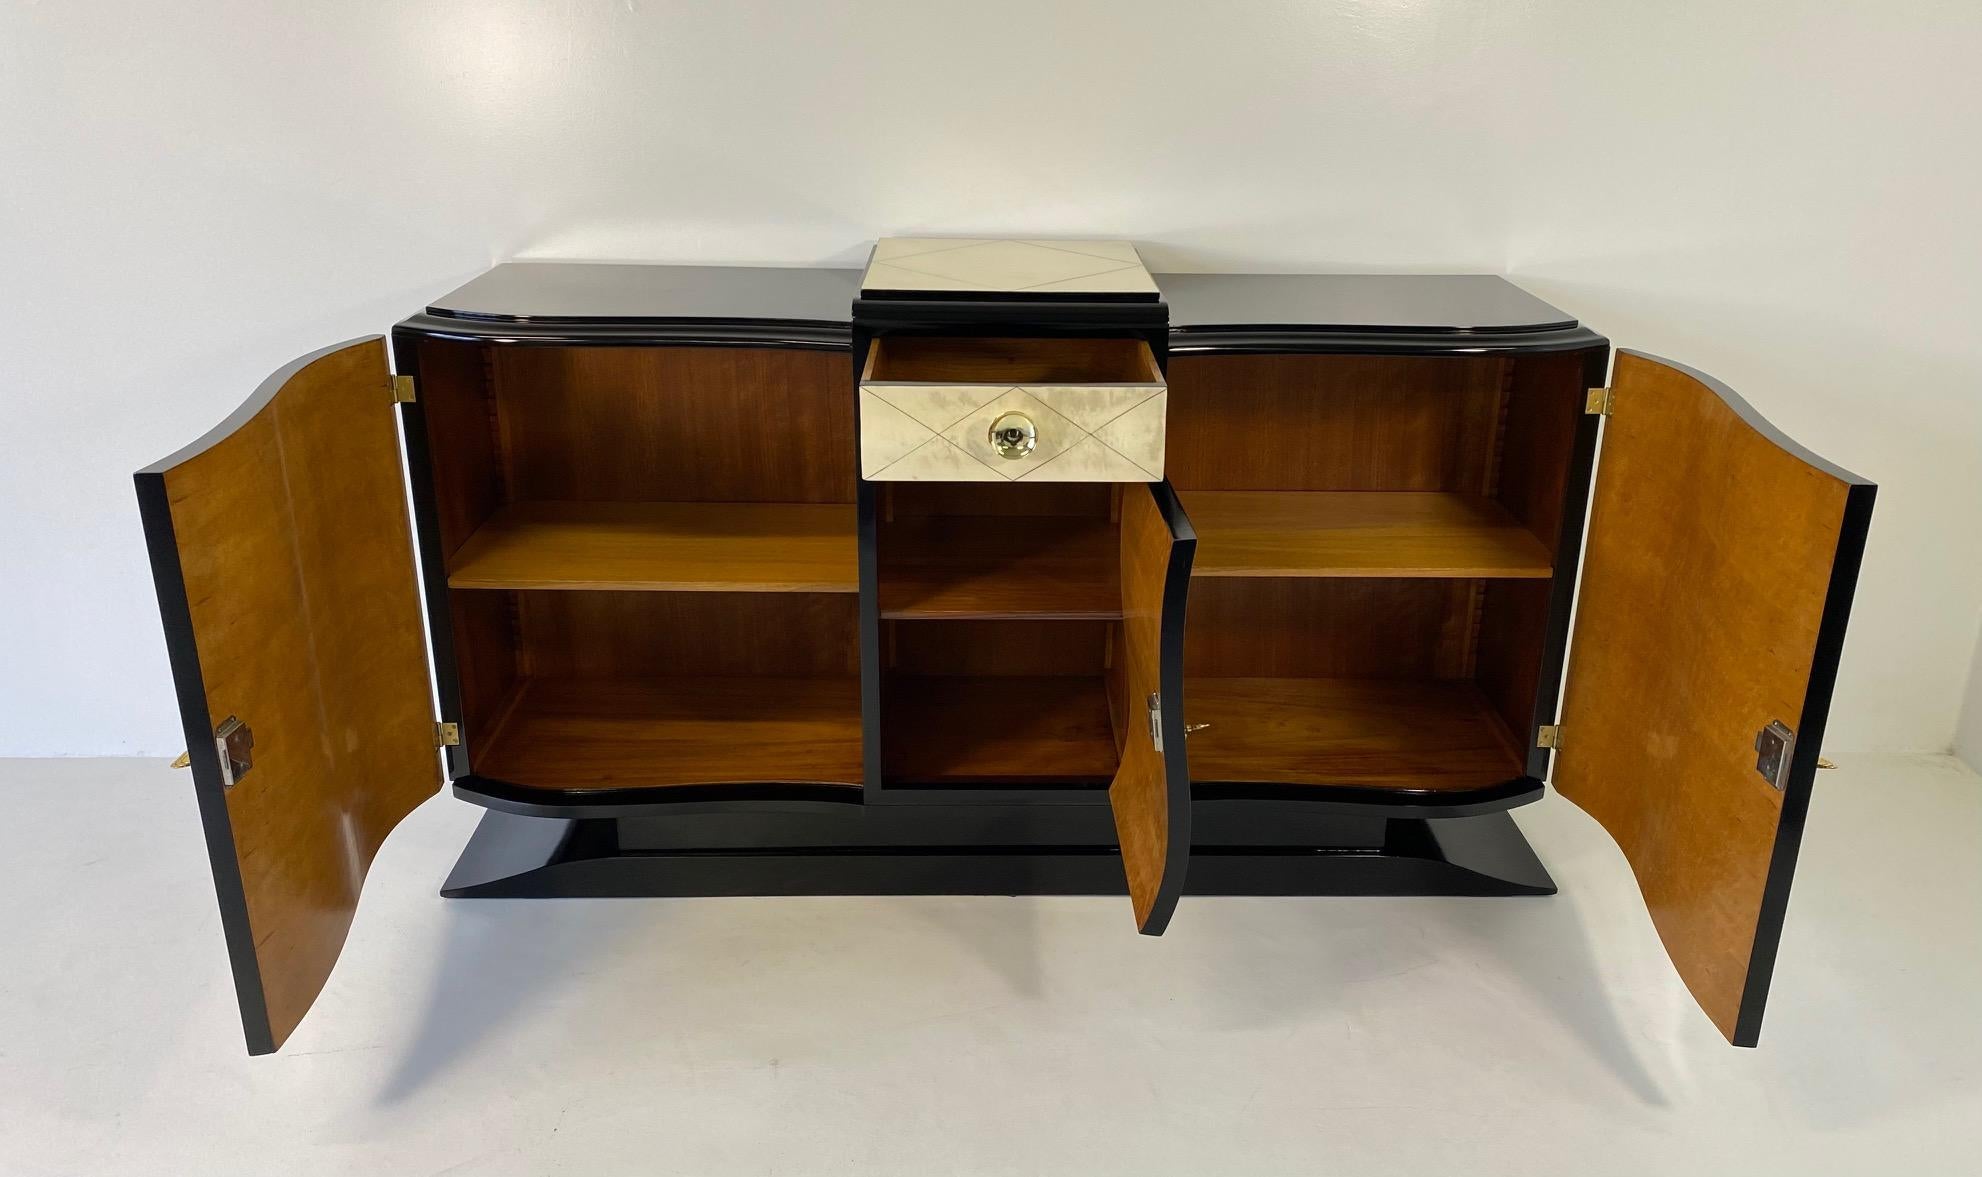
[136,338,437,1054]
[1554,351,1874,1046]
[1109,483,1195,933]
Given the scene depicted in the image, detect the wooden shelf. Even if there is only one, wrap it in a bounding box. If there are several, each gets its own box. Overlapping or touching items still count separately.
[1184,677,1523,791]
[476,677,862,790]
[882,675,1120,784]
[879,516,1120,619]
[448,502,858,593]
[1182,491,1553,579]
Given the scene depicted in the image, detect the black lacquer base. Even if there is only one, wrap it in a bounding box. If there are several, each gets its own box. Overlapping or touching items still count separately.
[440,801,1556,900]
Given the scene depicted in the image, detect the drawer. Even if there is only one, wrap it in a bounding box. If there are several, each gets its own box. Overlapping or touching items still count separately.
[859,337,1166,482]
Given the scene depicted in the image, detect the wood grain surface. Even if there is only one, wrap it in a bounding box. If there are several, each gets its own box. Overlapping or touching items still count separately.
[1109,485,1190,931]
[1164,353,1506,492]
[1183,577,1482,680]
[493,346,855,503]
[1183,491,1553,579]
[477,677,862,789]
[1184,678,1521,790]
[140,338,435,1052]
[1555,351,1866,1044]
[448,501,858,593]
[881,675,1119,783]
[879,514,1121,618]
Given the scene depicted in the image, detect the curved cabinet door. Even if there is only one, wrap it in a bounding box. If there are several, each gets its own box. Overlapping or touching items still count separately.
[136,338,438,1054]
[1555,351,1874,1046]
[1110,482,1197,934]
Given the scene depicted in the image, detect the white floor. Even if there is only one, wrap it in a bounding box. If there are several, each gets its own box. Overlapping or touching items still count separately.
[3,755,1980,1176]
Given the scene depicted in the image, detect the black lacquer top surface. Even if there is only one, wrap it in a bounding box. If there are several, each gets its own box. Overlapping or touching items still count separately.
[428,263,864,326]
[426,262,1580,336]
[1158,273,1576,334]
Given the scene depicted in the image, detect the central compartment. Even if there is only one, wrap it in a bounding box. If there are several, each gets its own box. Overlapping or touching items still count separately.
[877,483,1133,787]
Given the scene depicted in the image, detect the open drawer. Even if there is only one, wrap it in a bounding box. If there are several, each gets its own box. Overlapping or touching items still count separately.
[858,336,1167,482]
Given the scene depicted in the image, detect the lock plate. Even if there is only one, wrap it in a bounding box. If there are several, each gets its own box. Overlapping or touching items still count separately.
[214,715,254,789]
[1753,720,1795,790]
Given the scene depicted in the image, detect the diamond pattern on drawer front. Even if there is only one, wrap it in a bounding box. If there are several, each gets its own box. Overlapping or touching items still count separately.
[877,435,1006,481]
[1023,384,1163,432]
[861,382,1165,482]
[1090,391,1167,474]
[939,388,1078,477]
[1018,392,1167,482]
[867,383,1010,433]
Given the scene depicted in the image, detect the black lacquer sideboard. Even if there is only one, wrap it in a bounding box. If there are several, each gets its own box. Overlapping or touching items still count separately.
[137,242,1874,1054]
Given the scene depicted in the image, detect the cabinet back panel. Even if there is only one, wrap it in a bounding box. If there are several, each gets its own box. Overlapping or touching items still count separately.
[516,591,859,679]
[413,339,504,561]
[1165,354,1508,492]
[493,347,854,503]
[887,619,1113,677]
[1183,578,1479,679]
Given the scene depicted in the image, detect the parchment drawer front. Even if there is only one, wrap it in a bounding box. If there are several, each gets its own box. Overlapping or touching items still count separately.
[859,337,1166,482]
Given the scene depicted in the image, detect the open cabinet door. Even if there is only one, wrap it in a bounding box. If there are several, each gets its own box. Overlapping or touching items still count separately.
[136,338,438,1054]
[1111,482,1198,934]
[1555,351,1874,1046]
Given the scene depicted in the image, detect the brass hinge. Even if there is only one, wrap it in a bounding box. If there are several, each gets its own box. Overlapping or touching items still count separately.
[1536,724,1563,750]
[390,374,417,403]
[1585,387,1614,416]
[435,721,461,747]
[1146,693,1164,752]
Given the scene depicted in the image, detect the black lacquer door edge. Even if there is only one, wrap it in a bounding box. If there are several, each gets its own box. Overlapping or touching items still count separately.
[1136,479,1199,936]
[1731,478,1875,1047]
[134,471,277,1056]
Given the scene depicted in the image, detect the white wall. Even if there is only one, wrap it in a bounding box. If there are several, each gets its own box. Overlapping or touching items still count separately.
[1959,638,1982,769]
[3,1,1979,757]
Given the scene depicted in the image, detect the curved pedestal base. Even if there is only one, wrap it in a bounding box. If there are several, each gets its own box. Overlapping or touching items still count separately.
[441,804,1555,900]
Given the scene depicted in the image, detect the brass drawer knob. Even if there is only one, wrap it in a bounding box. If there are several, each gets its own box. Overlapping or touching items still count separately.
[988,412,1037,459]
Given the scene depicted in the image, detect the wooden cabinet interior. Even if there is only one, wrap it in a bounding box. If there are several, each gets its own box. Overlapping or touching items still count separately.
[1166,350,1591,793]
[878,483,1130,785]
[415,341,864,791]
[415,338,1591,798]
